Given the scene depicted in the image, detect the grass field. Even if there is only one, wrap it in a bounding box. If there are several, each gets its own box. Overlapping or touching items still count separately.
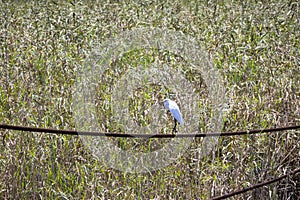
[0,0,299,199]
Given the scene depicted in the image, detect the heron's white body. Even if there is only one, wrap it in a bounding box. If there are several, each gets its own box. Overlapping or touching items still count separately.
[163,99,184,126]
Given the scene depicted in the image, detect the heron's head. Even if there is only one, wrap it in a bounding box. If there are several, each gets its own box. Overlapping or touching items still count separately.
[162,98,170,103]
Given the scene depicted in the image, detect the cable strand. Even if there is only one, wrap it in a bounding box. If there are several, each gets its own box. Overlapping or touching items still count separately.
[0,124,299,138]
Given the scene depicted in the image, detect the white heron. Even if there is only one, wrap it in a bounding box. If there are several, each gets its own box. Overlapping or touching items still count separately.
[163,99,184,133]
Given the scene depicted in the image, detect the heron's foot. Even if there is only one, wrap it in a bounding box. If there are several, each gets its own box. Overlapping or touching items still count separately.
[172,128,178,133]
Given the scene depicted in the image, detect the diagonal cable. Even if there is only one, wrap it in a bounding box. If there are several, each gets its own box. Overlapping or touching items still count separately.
[210,168,300,200]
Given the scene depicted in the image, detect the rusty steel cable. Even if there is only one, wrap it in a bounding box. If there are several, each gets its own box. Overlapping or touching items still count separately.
[0,123,299,138]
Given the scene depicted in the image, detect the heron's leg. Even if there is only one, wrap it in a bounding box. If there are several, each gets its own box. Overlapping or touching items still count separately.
[172,118,177,133]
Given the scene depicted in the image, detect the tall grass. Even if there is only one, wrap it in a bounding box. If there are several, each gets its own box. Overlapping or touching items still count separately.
[0,0,299,199]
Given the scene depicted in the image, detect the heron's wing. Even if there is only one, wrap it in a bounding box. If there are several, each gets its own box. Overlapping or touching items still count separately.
[170,108,184,126]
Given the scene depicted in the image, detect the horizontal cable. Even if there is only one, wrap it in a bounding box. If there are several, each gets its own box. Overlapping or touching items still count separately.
[211,168,300,200]
[0,124,299,138]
